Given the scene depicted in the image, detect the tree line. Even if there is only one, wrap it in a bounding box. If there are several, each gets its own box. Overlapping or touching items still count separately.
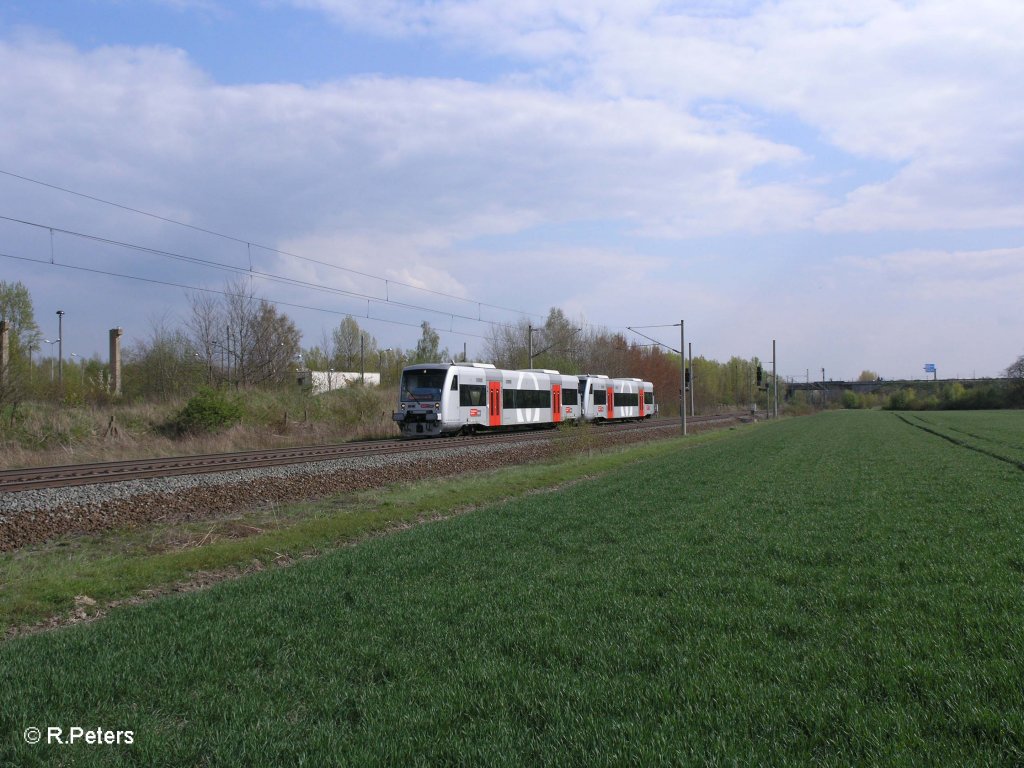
[0,278,452,406]
[5,278,1022,414]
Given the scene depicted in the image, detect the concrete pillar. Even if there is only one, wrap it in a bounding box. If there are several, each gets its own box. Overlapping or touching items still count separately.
[109,327,123,396]
[0,320,9,387]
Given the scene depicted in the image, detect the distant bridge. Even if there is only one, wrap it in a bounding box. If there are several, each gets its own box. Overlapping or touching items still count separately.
[785,378,1002,396]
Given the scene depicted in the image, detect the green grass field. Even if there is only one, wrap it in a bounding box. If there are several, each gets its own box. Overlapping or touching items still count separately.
[899,410,1024,466]
[2,411,1023,765]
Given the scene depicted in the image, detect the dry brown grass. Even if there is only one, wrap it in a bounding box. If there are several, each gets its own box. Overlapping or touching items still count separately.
[0,388,400,469]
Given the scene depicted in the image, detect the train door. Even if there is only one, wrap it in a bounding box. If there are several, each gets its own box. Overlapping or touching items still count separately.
[639,388,645,418]
[488,381,502,427]
[552,384,561,424]
[607,386,615,419]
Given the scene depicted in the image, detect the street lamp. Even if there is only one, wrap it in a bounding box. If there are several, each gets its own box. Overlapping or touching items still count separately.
[378,348,392,385]
[56,310,65,386]
[43,338,60,383]
[27,342,38,383]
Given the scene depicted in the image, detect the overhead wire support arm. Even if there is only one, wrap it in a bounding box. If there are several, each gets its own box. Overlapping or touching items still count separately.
[626,325,680,354]
[532,327,583,359]
[626,322,686,435]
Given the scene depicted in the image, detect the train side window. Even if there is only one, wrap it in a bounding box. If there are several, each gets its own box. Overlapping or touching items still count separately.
[644,392,654,404]
[613,392,639,407]
[502,389,551,409]
[593,389,606,406]
[562,388,578,406]
[450,375,458,391]
[460,384,486,406]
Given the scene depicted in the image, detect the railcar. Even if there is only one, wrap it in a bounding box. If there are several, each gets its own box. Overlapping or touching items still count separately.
[393,363,581,438]
[577,374,657,422]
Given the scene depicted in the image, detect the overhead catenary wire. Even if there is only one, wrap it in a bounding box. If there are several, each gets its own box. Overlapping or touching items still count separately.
[0,214,528,333]
[0,250,492,340]
[0,168,658,341]
[0,168,545,320]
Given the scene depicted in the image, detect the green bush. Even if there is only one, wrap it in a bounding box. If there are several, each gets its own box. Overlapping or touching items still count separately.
[943,384,1008,410]
[885,388,917,410]
[171,387,243,435]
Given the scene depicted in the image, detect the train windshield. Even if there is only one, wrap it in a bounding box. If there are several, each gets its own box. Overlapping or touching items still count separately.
[400,368,448,402]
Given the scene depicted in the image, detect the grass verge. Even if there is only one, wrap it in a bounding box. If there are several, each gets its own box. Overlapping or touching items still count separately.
[1,411,1022,765]
[0,427,734,634]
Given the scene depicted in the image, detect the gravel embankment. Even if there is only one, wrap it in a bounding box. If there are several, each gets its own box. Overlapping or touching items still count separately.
[1,423,701,552]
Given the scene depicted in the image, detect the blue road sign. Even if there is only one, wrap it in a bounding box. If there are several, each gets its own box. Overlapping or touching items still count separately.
[924,363,936,373]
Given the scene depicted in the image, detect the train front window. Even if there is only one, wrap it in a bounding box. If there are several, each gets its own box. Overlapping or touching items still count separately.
[400,369,447,402]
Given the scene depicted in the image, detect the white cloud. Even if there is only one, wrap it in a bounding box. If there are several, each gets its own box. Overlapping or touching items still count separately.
[294,0,1024,233]
[843,245,1024,301]
[3,8,1023,375]
[0,33,816,248]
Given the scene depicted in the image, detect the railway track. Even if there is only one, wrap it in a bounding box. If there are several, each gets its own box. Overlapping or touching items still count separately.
[0,414,740,493]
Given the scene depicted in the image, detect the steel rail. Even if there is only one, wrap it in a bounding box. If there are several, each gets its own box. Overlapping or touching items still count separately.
[0,414,741,493]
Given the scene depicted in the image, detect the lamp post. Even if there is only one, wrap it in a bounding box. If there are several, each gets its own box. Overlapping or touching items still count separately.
[44,338,60,382]
[378,348,392,385]
[56,310,65,386]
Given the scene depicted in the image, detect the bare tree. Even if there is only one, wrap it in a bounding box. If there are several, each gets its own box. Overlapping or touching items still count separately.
[409,322,446,364]
[1007,354,1024,381]
[1007,354,1024,406]
[484,318,530,369]
[246,301,301,386]
[535,308,584,372]
[123,315,202,400]
[330,316,378,372]
[186,291,221,385]
[187,279,302,388]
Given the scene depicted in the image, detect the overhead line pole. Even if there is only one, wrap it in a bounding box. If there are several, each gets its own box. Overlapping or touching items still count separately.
[681,320,687,435]
[689,341,695,417]
[626,321,687,435]
[56,310,65,388]
[773,339,778,419]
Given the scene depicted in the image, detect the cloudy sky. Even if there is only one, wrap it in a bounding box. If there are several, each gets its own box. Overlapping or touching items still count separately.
[2,0,1022,380]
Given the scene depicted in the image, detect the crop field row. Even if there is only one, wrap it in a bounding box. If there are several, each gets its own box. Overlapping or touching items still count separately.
[899,410,1024,466]
[2,410,1022,765]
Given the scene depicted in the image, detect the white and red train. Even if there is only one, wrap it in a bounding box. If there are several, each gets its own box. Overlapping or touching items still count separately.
[393,362,657,438]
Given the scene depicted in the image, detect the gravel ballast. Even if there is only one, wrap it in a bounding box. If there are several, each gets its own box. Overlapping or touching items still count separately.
[0,423,709,552]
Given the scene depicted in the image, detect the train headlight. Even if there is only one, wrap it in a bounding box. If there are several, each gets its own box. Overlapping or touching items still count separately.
[434,402,441,409]
[401,403,407,410]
